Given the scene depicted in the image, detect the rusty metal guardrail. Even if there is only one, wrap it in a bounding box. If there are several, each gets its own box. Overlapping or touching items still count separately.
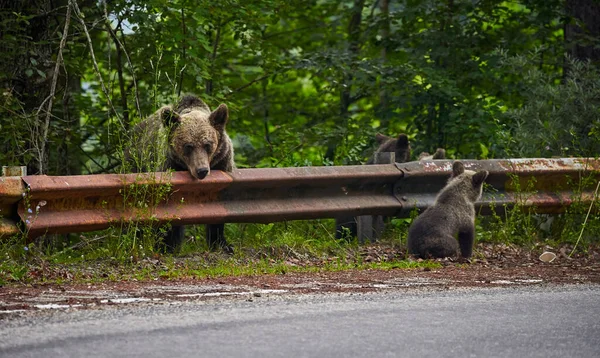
[0,158,598,239]
[396,158,600,216]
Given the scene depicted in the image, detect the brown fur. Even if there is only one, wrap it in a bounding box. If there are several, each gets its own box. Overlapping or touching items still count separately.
[418,148,446,161]
[129,95,234,179]
[407,161,488,258]
[367,133,411,164]
[128,94,234,252]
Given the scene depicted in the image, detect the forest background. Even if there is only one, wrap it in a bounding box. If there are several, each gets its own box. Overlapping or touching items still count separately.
[1,0,599,176]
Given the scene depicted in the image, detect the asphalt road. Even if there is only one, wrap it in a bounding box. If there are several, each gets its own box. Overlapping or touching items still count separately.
[1,285,598,358]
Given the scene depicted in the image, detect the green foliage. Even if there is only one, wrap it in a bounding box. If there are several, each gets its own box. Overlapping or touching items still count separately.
[1,0,585,172]
[0,219,442,285]
[497,52,600,158]
[183,220,349,257]
[477,174,600,249]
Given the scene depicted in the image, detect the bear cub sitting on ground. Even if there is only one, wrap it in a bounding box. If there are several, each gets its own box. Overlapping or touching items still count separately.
[129,94,234,252]
[407,161,488,259]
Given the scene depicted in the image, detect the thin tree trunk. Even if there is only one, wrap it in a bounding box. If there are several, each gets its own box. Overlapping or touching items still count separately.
[378,0,390,128]
[1,0,55,174]
[565,0,600,65]
[262,79,273,157]
[178,2,187,97]
[107,20,129,128]
[37,2,71,175]
[206,23,222,97]
[326,0,365,163]
[55,72,82,175]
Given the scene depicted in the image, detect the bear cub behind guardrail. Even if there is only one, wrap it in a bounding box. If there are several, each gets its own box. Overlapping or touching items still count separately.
[407,161,488,259]
[335,133,411,240]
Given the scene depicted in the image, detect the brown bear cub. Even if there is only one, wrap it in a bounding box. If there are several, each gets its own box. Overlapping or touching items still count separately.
[335,133,411,240]
[366,133,411,164]
[129,94,235,252]
[407,161,488,259]
[418,148,446,161]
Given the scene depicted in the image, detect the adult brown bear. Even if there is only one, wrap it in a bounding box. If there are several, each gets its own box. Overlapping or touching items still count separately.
[128,94,234,252]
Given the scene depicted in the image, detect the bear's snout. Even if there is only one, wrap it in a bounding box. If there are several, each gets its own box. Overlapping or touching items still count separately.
[195,167,209,179]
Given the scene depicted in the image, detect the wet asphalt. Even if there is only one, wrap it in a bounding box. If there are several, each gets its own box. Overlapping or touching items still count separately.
[1,284,599,358]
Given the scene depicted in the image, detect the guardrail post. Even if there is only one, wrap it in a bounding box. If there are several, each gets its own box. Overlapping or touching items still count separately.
[356,152,394,243]
[0,166,26,238]
[2,166,27,177]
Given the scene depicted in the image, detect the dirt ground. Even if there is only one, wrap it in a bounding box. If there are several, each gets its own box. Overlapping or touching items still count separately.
[1,243,599,317]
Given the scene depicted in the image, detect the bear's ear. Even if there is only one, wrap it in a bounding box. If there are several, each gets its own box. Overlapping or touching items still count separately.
[432,148,446,159]
[209,104,229,130]
[375,133,389,144]
[396,134,409,149]
[160,107,181,127]
[472,170,489,188]
[451,161,465,177]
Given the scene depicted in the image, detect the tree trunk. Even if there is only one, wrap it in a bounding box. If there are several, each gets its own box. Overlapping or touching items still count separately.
[0,0,53,174]
[341,0,365,115]
[0,0,82,175]
[54,73,82,175]
[565,0,600,65]
[326,0,365,163]
[378,0,391,128]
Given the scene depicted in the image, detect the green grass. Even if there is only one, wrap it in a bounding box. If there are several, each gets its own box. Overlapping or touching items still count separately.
[0,218,441,286]
[476,173,600,249]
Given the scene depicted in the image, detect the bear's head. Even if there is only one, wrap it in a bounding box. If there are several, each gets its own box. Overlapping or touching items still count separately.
[162,95,229,180]
[446,161,489,202]
[375,133,411,163]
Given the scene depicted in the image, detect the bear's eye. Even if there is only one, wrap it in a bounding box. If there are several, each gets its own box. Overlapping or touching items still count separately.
[183,144,194,155]
[204,143,212,153]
